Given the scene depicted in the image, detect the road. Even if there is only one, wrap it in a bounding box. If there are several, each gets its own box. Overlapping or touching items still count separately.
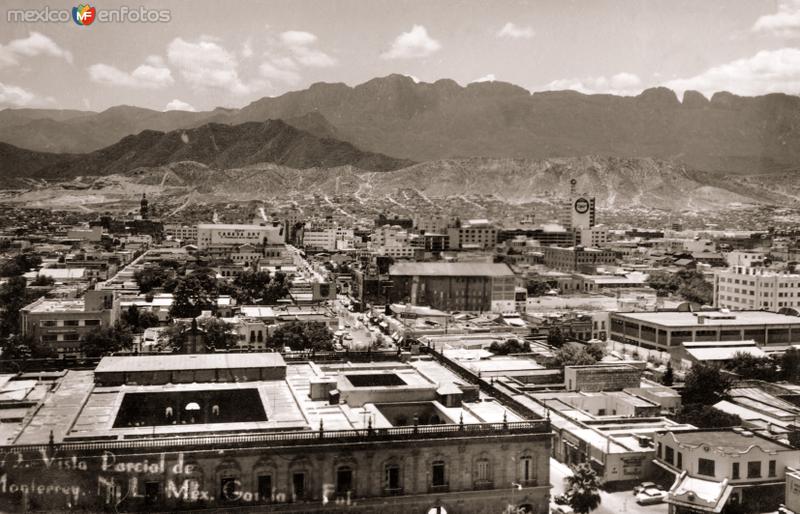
[550,459,667,514]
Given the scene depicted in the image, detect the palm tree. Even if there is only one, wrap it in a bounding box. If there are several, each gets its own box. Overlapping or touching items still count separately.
[565,463,602,514]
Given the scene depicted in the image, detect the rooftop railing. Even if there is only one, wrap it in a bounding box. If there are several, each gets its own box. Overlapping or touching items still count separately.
[2,420,549,455]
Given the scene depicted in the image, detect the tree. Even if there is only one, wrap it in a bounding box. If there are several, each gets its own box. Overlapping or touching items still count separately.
[0,276,39,338]
[781,348,800,382]
[0,253,42,277]
[585,342,606,361]
[674,404,742,428]
[662,361,674,386]
[82,326,133,358]
[646,269,713,305]
[203,318,238,351]
[134,267,170,294]
[552,344,599,368]
[527,279,557,297]
[683,363,734,405]
[726,352,777,381]
[233,270,291,305]
[565,463,602,514]
[488,339,531,355]
[270,321,333,352]
[121,305,159,333]
[30,275,55,287]
[547,327,566,348]
[169,272,218,318]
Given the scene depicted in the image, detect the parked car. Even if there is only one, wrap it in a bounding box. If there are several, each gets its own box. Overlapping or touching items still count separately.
[636,487,667,505]
[633,481,661,495]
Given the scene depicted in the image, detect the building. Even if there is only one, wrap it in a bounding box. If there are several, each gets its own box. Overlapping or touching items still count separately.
[559,180,596,230]
[389,262,517,312]
[0,354,552,513]
[654,428,800,513]
[370,225,415,259]
[196,223,285,250]
[447,219,498,250]
[579,225,608,247]
[164,224,198,244]
[542,246,617,272]
[302,226,354,252]
[715,266,800,311]
[20,290,119,358]
[563,364,643,392]
[610,310,800,353]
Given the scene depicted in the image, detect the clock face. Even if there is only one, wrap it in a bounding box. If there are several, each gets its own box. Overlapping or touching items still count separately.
[574,198,590,214]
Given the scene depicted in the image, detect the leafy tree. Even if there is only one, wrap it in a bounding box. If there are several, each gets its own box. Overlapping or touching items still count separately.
[30,275,55,287]
[0,253,42,277]
[565,463,602,514]
[488,339,531,355]
[663,361,674,386]
[169,272,218,318]
[781,348,800,382]
[233,270,291,305]
[82,326,133,358]
[552,344,599,368]
[203,318,238,351]
[646,269,713,305]
[547,327,566,348]
[0,276,39,338]
[726,352,777,381]
[121,305,159,333]
[270,321,333,352]
[585,342,606,361]
[134,267,170,294]
[674,404,742,428]
[527,279,557,297]
[682,363,734,405]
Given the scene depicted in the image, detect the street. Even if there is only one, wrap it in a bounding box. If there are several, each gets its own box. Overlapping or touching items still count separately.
[550,459,667,514]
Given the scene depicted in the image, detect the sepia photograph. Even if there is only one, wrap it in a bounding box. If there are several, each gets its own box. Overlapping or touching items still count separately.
[1,1,800,513]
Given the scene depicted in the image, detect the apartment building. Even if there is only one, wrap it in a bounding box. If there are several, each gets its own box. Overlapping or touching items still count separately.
[714,266,800,311]
[447,219,498,250]
[196,223,285,250]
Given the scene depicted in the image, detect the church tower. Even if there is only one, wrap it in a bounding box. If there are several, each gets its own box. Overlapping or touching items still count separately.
[140,193,149,219]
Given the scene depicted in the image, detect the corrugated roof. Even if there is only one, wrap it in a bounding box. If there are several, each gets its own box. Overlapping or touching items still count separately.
[390,262,513,277]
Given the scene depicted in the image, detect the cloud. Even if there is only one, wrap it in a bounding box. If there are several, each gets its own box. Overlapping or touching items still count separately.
[88,56,173,89]
[0,32,73,68]
[753,0,800,37]
[165,99,196,112]
[381,25,441,59]
[241,38,254,59]
[472,74,496,83]
[544,72,643,95]
[496,22,534,39]
[167,36,260,95]
[404,74,420,83]
[259,61,301,85]
[0,82,54,107]
[664,48,800,96]
[278,30,336,67]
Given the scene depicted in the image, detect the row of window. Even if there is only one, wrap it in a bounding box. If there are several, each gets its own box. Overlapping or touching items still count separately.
[40,319,101,327]
[659,443,777,479]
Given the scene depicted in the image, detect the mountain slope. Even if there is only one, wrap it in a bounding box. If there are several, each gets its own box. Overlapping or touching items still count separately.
[5,119,412,181]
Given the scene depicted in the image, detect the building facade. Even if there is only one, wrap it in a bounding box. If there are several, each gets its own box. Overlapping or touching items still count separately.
[714,266,800,311]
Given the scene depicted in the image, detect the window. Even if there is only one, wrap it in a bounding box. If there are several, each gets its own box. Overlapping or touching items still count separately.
[698,458,715,477]
[476,459,490,482]
[336,466,353,495]
[257,475,272,502]
[732,463,740,479]
[220,477,239,501]
[519,456,534,484]
[292,472,305,499]
[64,320,79,326]
[747,461,761,478]
[665,446,675,465]
[385,464,401,492]
[677,452,683,469]
[42,320,57,327]
[84,319,101,326]
[145,482,160,506]
[769,460,776,478]
[432,461,446,487]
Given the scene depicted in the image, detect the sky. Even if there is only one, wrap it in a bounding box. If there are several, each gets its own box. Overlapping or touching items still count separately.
[0,0,798,112]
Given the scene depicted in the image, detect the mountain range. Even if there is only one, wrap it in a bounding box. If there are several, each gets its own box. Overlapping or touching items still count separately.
[0,118,412,186]
[2,74,800,174]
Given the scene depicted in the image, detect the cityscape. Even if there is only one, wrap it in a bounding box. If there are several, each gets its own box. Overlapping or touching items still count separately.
[2,1,800,513]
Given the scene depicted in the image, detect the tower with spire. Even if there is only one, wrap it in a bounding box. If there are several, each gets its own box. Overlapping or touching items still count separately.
[140,193,149,219]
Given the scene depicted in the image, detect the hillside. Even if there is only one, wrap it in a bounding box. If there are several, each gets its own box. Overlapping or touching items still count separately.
[2,76,799,174]
[0,119,413,182]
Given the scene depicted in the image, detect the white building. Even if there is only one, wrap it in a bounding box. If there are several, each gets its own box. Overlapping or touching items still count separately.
[370,225,415,258]
[714,266,800,311]
[164,224,198,244]
[302,226,354,252]
[579,224,609,247]
[725,250,767,268]
[447,219,497,250]
[196,223,284,250]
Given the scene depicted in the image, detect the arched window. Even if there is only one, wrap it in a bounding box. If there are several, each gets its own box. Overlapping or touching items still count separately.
[518,455,535,485]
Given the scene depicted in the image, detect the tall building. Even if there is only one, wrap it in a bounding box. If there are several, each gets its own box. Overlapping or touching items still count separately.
[560,179,596,231]
[714,266,800,311]
[446,219,498,250]
[140,193,149,219]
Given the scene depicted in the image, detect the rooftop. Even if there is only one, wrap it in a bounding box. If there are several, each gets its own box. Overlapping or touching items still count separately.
[23,297,86,314]
[95,353,286,374]
[661,428,794,455]
[390,262,514,277]
[614,310,800,327]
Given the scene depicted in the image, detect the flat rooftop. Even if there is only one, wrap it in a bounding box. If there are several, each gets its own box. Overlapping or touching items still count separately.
[664,429,793,454]
[24,298,85,314]
[95,353,286,373]
[614,310,800,327]
[390,262,514,277]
